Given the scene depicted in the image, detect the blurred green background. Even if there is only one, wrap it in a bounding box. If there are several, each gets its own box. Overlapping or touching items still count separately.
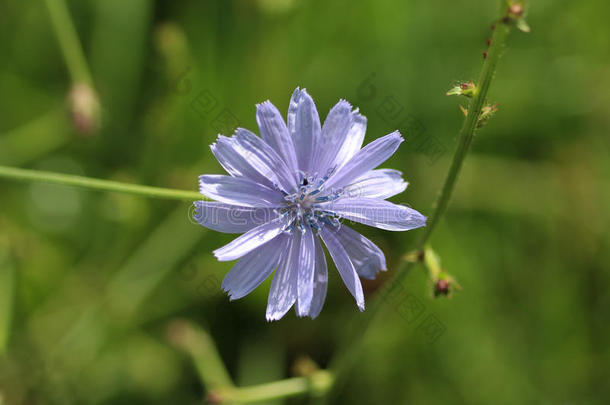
[1,0,609,404]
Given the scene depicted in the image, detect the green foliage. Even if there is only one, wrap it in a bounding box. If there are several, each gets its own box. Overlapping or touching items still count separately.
[0,0,609,404]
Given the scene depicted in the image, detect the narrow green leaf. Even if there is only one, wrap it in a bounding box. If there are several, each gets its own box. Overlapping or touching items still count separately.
[0,243,14,353]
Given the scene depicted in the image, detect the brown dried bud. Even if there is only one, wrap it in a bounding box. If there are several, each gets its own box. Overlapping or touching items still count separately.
[68,83,101,135]
[434,279,451,297]
[206,391,224,404]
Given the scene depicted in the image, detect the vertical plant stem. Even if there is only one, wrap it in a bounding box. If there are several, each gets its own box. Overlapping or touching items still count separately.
[418,15,509,244]
[0,243,15,353]
[319,2,513,403]
[43,0,93,84]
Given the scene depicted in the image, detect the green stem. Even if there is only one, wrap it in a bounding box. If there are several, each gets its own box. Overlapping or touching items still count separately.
[220,371,333,404]
[418,19,508,244]
[43,0,93,84]
[167,320,234,392]
[168,319,333,403]
[0,165,201,201]
[319,2,513,403]
[0,242,15,353]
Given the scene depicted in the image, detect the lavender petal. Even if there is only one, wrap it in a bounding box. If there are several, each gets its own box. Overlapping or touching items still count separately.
[232,128,297,193]
[222,234,289,300]
[295,226,316,317]
[320,197,426,231]
[256,101,298,173]
[307,236,328,319]
[199,174,284,207]
[318,100,366,174]
[324,131,403,190]
[211,135,276,189]
[193,201,278,233]
[287,88,321,173]
[332,224,386,279]
[342,169,408,199]
[213,219,285,261]
[319,226,365,311]
[266,232,300,321]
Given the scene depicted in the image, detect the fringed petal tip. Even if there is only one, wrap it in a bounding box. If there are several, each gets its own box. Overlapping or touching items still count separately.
[265,312,285,322]
[265,298,363,321]
[328,99,365,125]
[255,100,275,113]
[222,288,239,302]
[391,129,404,143]
[294,307,320,320]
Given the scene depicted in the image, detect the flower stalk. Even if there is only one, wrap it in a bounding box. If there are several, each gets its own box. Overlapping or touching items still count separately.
[0,165,202,201]
[167,320,333,403]
[214,371,333,404]
[318,1,521,403]
[0,238,15,353]
[420,19,509,243]
[43,0,92,85]
[167,320,234,393]
[43,0,101,134]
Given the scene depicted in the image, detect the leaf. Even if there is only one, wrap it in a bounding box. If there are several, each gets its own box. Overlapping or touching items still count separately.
[0,244,14,353]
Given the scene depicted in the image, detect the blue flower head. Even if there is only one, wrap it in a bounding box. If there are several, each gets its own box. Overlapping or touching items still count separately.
[195,88,426,321]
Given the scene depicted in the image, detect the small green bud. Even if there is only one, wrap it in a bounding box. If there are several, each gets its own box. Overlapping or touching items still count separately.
[292,355,319,376]
[403,249,424,263]
[504,1,530,33]
[477,103,499,128]
[446,81,477,98]
[446,86,463,97]
[459,102,499,128]
[515,18,531,33]
[423,246,462,298]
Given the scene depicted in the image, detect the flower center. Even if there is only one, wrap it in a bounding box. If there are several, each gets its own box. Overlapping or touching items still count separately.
[278,174,342,233]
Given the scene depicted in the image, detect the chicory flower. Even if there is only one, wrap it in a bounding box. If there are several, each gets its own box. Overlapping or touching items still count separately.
[195,88,426,320]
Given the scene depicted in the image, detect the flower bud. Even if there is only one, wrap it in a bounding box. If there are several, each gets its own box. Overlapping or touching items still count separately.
[292,355,319,376]
[68,82,101,135]
[205,391,224,404]
[446,81,477,98]
[423,246,461,298]
[434,278,451,297]
[477,103,499,128]
[504,1,530,33]
[458,102,499,128]
[403,249,424,263]
[508,3,523,17]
